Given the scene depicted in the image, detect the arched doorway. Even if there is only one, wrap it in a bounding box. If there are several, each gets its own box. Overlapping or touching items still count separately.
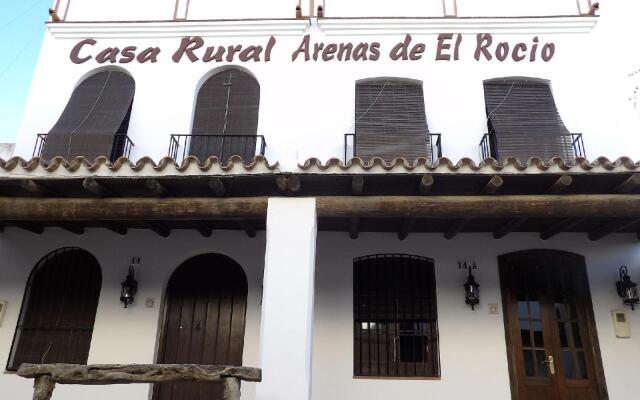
[153,254,248,400]
[7,247,102,370]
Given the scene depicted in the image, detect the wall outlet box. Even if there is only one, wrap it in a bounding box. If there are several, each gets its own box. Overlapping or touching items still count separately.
[612,310,631,338]
[0,301,7,326]
[145,298,156,308]
[488,303,500,314]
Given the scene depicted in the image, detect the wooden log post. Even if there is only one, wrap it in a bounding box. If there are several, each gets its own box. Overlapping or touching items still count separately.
[32,375,55,400]
[419,175,434,195]
[223,377,241,400]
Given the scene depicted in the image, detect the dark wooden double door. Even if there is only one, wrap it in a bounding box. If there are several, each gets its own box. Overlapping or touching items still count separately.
[500,250,608,400]
[153,254,248,400]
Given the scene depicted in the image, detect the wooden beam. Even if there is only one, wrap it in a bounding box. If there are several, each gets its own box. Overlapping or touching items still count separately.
[146,222,171,238]
[4,195,640,221]
[540,218,582,240]
[444,219,467,240]
[349,217,359,239]
[316,195,640,219]
[276,175,301,195]
[610,173,640,194]
[194,221,213,238]
[17,363,262,384]
[588,218,640,241]
[419,175,434,195]
[19,180,54,197]
[208,178,226,196]
[58,223,84,235]
[14,223,44,234]
[352,176,364,195]
[0,197,267,221]
[482,175,504,195]
[82,178,114,198]
[493,218,527,239]
[398,218,416,240]
[145,179,172,197]
[237,221,257,238]
[103,222,128,235]
[546,175,573,194]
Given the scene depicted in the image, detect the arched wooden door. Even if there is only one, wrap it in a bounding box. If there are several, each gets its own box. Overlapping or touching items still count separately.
[499,250,608,400]
[153,254,248,400]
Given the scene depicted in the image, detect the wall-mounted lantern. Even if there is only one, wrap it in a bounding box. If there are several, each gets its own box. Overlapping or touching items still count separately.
[120,257,139,308]
[459,261,480,310]
[616,266,639,310]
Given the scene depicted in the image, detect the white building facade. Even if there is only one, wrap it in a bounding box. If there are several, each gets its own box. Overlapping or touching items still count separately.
[1,1,640,400]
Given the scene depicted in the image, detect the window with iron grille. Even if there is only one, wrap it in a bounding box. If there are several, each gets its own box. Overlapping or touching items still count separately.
[7,248,102,371]
[353,254,440,377]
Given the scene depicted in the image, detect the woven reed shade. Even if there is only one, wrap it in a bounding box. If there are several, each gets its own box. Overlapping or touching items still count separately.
[484,77,574,162]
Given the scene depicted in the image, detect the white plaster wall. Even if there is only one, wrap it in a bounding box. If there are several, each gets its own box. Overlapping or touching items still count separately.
[14,2,640,165]
[314,232,640,400]
[0,229,265,400]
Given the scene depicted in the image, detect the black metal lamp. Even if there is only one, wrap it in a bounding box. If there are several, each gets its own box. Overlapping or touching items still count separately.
[459,261,480,310]
[616,266,639,310]
[120,257,139,308]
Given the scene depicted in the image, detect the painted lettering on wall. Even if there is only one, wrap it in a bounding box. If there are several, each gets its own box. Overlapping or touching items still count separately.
[69,34,556,64]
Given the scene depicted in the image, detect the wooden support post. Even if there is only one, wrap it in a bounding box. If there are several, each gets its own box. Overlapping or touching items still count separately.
[349,217,359,239]
[19,180,54,197]
[540,218,582,240]
[546,175,573,194]
[398,218,416,240]
[238,221,257,238]
[419,175,434,195]
[145,179,172,197]
[610,173,640,194]
[588,218,640,241]
[103,222,128,235]
[82,178,114,197]
[32,375,55,400]
[223,377,241,400]
[444,219,467,240]
[58,223,84,235]
[493,218,527,239]
[194,221,213,238]
[351,176,364,195]
[482,175,503,195]
[208,178,226,196]
[146,222,171,238]
[276,175,301,195]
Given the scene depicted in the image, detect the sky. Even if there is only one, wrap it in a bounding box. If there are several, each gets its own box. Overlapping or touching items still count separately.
[0,0,49,143]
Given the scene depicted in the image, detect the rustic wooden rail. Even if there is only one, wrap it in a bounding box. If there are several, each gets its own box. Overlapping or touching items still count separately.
[17,364,261,400]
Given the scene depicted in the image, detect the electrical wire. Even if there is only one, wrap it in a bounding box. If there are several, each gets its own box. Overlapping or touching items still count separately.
[0,27,43,82]
[0,0,48,33]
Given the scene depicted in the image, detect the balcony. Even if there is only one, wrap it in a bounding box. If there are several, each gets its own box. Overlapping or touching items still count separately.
[479,133,585,161]
[169,134,267,164]
[344,133,442,164]
[33,133,135,162]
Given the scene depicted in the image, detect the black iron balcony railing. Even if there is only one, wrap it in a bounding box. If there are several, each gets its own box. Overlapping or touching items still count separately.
[479,133,586,161]
[344,133,442,163]
[33,133,135,161]
[169,134,267,164]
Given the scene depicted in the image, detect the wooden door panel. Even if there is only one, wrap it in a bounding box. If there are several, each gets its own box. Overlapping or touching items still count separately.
[499,250,608,400]
[153,254,248,400]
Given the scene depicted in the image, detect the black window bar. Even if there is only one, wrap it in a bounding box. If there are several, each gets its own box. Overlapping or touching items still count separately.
[353,254,440,378]
[344,133,442,164]
[33,133,135,162]
[479,133,586,161]
[168,134,267,164]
